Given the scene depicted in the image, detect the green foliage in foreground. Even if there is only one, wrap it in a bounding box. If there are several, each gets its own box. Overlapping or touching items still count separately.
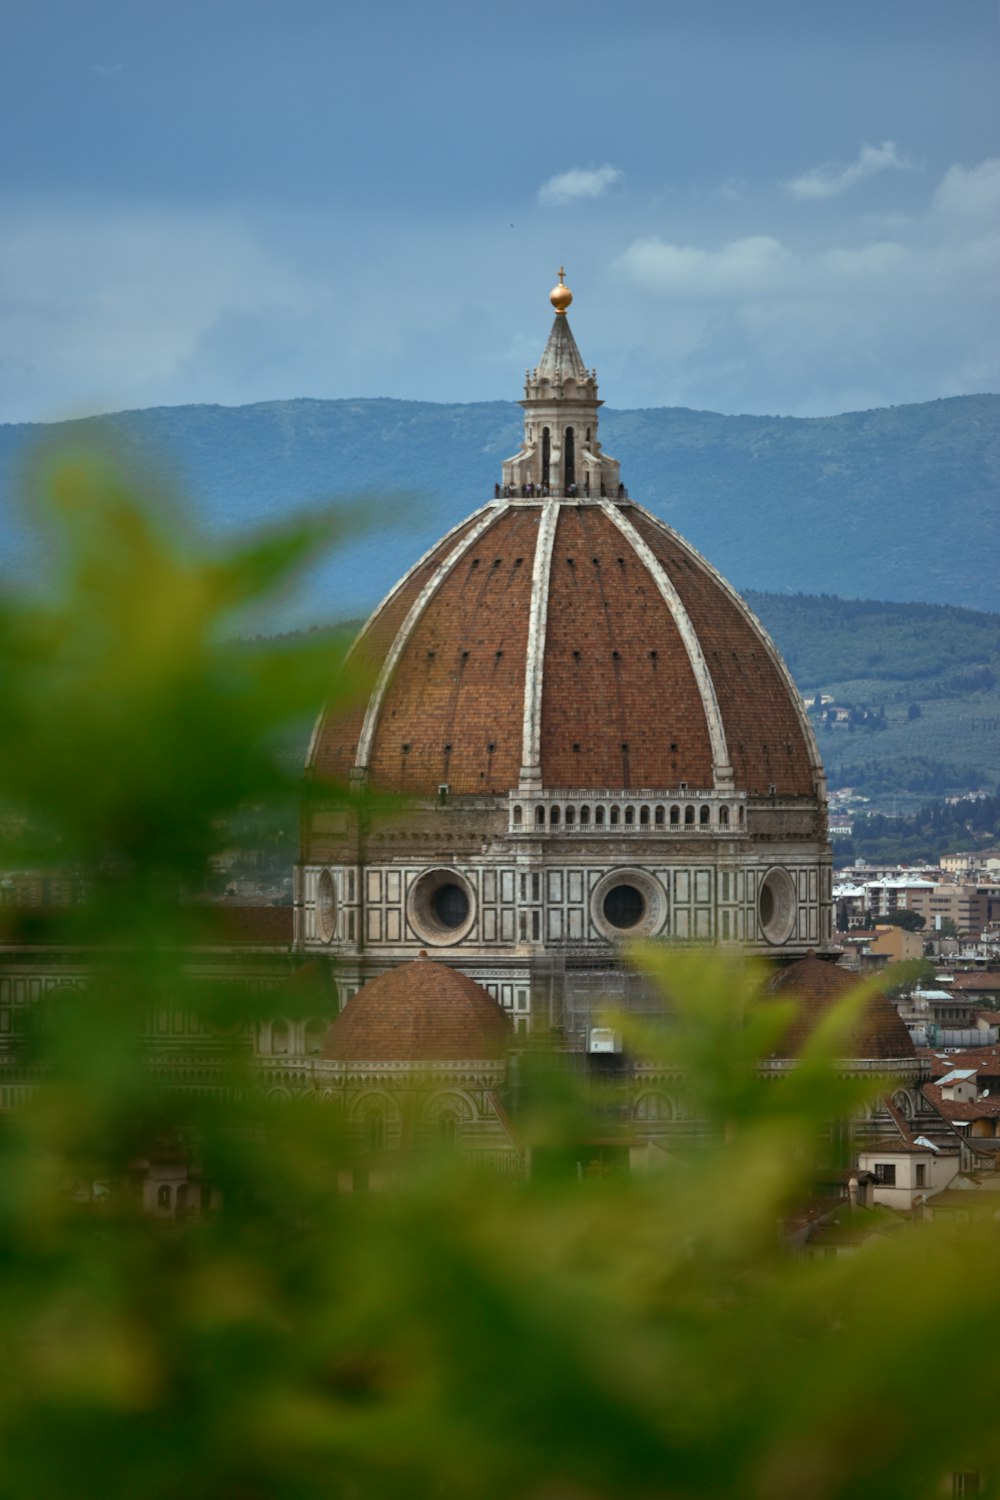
[1,459,998,1499]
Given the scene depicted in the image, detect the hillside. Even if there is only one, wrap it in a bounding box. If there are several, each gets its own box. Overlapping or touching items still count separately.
[1,393,997,619]
[747,592,1000,806]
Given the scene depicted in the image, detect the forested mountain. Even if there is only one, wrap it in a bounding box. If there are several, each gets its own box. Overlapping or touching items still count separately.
[1,392,997,619]
[747,591,1000,806]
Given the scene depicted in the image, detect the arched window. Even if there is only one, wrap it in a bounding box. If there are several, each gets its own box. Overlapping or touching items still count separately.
[550,805,560,826]
[719,806,729,827]
[580,806,591,826]
[565,806,575,827]
[635,1093,674,1122]
[654,805,665,826]
[366,1112,386,1152]
[157,1185,172,1211]
[564,426,575,490]
[685,806,695,825]
[609,806,620,826]
[700,805,710,826]
[739,804,745,824]
[624,806,635,826]
[513,804,523,826]
[640,806,650,826]
[535,805,545,827]
[438,1111,458,1149]
[670,805,680,826]
[305,1018,326,1055]
[595,806,605,827]
[541,426,551,487]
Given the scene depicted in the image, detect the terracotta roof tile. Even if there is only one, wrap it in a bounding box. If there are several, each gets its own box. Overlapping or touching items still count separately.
[761,954,916,1060]
[324,958,512,1062]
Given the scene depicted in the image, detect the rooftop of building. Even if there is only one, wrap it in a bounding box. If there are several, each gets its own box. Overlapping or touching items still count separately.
[323,955,512,1062]
[761,953,916,1061]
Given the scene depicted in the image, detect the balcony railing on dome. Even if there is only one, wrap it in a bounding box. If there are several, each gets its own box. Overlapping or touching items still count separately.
[508,790,748,837]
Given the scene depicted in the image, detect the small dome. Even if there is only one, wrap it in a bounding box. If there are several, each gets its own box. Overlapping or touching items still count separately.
[323,959,512,1061]
[762,954,915,1061]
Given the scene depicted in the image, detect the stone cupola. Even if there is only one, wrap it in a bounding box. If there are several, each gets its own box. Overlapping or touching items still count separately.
[501,270,621,500]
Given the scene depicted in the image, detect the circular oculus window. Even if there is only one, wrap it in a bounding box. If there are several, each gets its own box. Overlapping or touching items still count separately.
[591,869,666,940]
[408,867,477,946]
[757,866,797,946]
[603,884,645,929]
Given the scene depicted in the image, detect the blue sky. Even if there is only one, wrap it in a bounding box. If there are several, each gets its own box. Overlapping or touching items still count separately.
[1,0,997,422]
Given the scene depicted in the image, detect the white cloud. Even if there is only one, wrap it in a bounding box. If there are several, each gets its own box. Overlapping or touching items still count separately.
[615,235,789,299]
[0,198,332,421]
[784,141,909,201]
[931,157,1000,219]
[611,157,1000,415]
[538,165,622,208]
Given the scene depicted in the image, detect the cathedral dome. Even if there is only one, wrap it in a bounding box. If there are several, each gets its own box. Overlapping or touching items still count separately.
[309,440,822,804]
[323,958,512,1061]
[300,276,832,980]
[761,954,916,1061]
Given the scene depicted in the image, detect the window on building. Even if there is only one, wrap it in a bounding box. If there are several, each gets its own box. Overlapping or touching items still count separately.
[304,1018,326,1055]
[916,1163,926,1188]
[157,1185,172,1211]
[365,1112,386,1152]
[874,1163,896,1186]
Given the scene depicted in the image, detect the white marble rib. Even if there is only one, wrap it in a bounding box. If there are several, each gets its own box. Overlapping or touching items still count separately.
[600,500,733,791]
[634,503,827,801]
[353,505,508,771]
[519,498,560,784]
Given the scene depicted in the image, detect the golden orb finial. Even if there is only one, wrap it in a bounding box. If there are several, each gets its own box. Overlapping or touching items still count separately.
[549,265,573,314]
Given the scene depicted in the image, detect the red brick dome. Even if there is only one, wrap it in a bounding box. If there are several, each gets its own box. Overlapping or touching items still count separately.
[323,959,512,1062]
[309,498,822,799]
[762,954,916,1061]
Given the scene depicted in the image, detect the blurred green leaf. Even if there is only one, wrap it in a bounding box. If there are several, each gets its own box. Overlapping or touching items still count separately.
[0,455,995,1500]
